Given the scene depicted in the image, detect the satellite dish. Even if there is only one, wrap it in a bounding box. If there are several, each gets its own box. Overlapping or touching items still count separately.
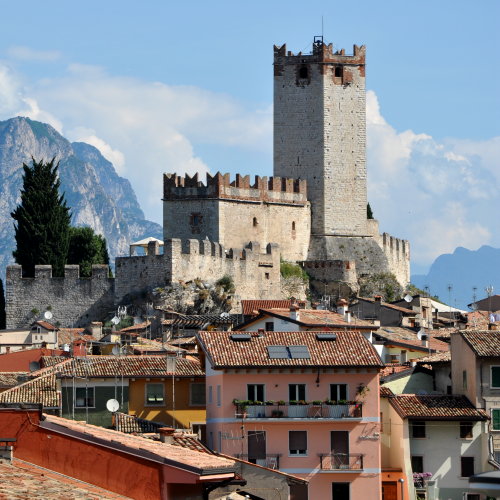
[111,316,120,325]
[44,310,53,320]
[106,399,120,412]
[417,329,425,340]
[404,294,413,303]
[111,344,121,356]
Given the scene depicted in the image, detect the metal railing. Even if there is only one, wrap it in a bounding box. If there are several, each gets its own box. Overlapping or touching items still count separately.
[235,403,362,419]
[235,454,281,469]
[318,453,363,470]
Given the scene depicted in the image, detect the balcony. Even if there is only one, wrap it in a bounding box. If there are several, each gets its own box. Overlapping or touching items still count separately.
[235,454,281,469]
[318,453,364,471]
[234,401,362,419]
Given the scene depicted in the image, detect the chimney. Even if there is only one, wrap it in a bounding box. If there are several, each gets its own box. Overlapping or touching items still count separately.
[374,295,382,303]
[290,304,300,321]
[421,334,429,348]
[336,299,348,315]
[345,311,352,323]
[0,441,14,463]
[159,427,176,444]
[89,322,103,340]
[257,328,265,336]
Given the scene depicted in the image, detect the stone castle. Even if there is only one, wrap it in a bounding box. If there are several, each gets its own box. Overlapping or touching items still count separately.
[6,37,410,328]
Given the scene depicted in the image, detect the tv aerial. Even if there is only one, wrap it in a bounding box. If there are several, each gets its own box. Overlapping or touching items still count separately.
[106,399,120,412]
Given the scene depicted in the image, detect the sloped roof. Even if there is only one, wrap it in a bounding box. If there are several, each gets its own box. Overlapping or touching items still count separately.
[162,312,238,328]
[460,330,500,357]
[33,320,57,331]
[41,356,70,367]
[54,355,204,378]
[0,373,59,408]
[389,394,487,420]
[197,330,383,368]
[355,297,415,314]
[380,364,414,379]
[416,351,451,364]
[376,327,449,352]
[57,329,93,345]
[241,300,292,316]
[114,412,166,434]
[0,372,28,388]
[41,414,235,473]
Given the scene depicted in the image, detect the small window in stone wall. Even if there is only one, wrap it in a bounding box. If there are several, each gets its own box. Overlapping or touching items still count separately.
[253,217,258,227]
[265,272,270,280]
[190,213,203,234]
[335,66,343,78]
[299,66,308,79]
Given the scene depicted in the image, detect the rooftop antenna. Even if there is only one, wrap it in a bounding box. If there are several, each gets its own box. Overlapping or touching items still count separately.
[485,285,494,314]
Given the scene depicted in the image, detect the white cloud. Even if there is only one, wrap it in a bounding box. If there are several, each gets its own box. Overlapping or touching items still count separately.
[366,90,500,270]
[7,46,61,62]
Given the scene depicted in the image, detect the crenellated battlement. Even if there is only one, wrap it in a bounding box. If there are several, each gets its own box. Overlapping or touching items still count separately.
[163,171,307,205]
[6,265,114,329]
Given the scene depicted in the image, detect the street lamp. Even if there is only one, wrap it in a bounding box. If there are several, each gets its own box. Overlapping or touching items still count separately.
[398,478,405,499]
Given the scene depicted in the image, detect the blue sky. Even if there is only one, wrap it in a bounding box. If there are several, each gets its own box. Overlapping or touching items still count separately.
[0,0,499,274]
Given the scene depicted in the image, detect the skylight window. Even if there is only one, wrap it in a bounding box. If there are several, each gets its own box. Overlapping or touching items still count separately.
[267,345,311,359]
[230,333,251,341]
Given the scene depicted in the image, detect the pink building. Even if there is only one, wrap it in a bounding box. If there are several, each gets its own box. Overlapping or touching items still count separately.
[197,330,384,499]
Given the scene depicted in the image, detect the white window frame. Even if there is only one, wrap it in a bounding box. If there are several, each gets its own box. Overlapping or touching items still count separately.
[189,382,206,406]
[289,383,306,402]
[330,383,348,401]
[145,382,165,406]
[247,384,265,402]
[75,386,95,408]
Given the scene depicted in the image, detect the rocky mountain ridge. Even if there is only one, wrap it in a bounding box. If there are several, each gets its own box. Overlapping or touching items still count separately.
[0,117,162,278]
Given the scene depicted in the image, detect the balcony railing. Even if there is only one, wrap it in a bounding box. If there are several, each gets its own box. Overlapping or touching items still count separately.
[234,402,362,419]
[319,453,364,470]
[235,454,281,469]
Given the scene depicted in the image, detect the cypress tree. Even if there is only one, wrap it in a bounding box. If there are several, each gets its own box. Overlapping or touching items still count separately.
[0,278,5,329]
[11,158,71,277]
[67,226,110,277]
[367,202,374,220]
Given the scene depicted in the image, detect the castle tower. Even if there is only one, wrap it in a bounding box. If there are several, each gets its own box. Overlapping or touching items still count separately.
[273,37,368,253]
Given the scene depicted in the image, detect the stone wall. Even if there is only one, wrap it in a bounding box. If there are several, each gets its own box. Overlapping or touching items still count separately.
[163,172,310,262]
[303,259,358,297]
[6,265,114,328]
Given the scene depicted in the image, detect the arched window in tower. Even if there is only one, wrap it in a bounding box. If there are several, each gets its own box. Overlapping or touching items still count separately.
[299,66,308,79]
[335,66,343,78]
[253,217,258,227]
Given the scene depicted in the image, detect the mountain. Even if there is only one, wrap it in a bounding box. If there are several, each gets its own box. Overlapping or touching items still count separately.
[411,245,500,310]
[0,116,162,277]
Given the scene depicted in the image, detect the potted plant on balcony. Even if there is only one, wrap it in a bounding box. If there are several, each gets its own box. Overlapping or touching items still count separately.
[413,472,432,489]
[265,400,275,406]
[233,399,250,418]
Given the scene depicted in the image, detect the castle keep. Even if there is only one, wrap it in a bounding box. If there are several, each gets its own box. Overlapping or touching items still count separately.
[6,37,410,328]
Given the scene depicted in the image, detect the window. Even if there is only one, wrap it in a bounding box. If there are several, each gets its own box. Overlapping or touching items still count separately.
[190,213,202,226]
[253,217,258,227]
[492,409,500,430]
[265,272,270,280]
[411,455,424,473]
[190,382,206,406]
[292,221,296,231]
[299,66,308,79]
[461,456,474,477]
[335,66,343,78]
[465,495,480,500]
[265,321,274,332]
[460,421,473,439]
[208,385,213,404]
[289,384,306,401]
[463,370,468,390]
[248,384,265,402]
[289,431,307,455]
[411,421,426,438]
[491,366,500,388]
[216,385,221,407]
[145,383,164,406]
[400,350,407,363]
[75,387,95,408]
[330,384,348,401]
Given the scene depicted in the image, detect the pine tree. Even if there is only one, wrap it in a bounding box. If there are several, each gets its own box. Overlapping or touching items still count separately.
[11,158,71,277]
[0,278,6,329]
[67,226,110,277]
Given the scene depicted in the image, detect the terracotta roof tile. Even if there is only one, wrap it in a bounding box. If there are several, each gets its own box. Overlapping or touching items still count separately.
[461,330,500,357]
[380,386,395,398]
[380,364,413,378]
[197,330,383,368]
[0,372,59,407]
[241,300,292,316]
[41,414,235,472]
[53,355,204,378]
[416,351,451,364]
[377,327,449,352]
[114,412,166,434]
[0,372,28,388]
[389,394,487,420]
[57,329,92,345]
[34,320,57,331]
[0,461,132,499]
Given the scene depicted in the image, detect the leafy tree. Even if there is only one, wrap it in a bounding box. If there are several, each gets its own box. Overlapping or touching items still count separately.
[0,278,6,329]
[359,272,403,302]
[367,203,374,220]
[67,226,110,277]
[11,158,71,277]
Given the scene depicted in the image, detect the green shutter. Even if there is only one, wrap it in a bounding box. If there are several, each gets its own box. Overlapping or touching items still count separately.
[492,409,500,430]
[492,367,500,388]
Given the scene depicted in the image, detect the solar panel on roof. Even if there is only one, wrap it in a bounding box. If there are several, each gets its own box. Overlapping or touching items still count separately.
[230,333,251,341]
[267,345,289,359]
[288,345,311,359]
[316,333,337,341]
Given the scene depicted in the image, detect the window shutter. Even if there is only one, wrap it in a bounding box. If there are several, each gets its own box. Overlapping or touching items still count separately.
[493,409,500,430]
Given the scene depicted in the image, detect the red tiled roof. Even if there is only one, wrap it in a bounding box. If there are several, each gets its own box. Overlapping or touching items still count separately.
[119,322,151,333]
[197,330,383,368]
[0,461,132,499]
[241,300,292,316]
[0,372,28,388]
[53,355,204,378]
[416,351,451,364]
[380,386,395,398]
[34,320,57,331]
[466,310,490,329]
[380,364,413,378]
[389,394,487,420]
[57,329,92,345]
[41,356,69,368]
[41,414,235,472]
[461,330,500,357]
[0,372,59,408]
[377,327,449,352]
[258,308,375,328]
